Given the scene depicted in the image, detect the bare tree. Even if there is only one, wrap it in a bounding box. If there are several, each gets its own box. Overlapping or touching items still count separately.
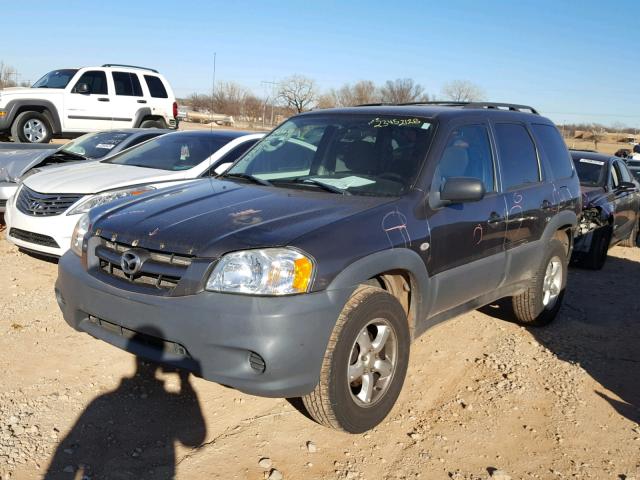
[278,75,318,113]
[441,80,485,102]
[590,126,607,151]
[243,94,264,123]
[213,81,250,117]
[379,78,428,104]
[0,62,19,90]
[186,93,212,112]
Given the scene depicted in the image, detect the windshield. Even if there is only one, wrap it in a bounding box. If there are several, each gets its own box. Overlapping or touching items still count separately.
[226,114,434,196]
[62,131,135,159]
[104,133,229,170]
[573,157,607,186]
[32,69,78,89]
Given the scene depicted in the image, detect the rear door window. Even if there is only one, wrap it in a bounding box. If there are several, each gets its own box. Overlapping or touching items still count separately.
[72,70,108,95]
[494,123,540,190]
[531,124,573,179]
[144,75,168,98]
[112,72,143,97]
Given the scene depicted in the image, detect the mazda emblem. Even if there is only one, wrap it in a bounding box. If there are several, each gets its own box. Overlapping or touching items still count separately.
[120,251,142,275]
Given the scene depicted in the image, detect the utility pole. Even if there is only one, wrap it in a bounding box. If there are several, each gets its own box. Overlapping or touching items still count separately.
[261,80,278,126]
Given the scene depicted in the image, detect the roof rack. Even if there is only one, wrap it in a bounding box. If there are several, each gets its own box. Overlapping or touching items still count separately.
[101,64,159,73]
[356,101,539,115]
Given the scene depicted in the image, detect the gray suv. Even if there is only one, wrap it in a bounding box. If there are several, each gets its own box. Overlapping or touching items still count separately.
[55,102,581,432]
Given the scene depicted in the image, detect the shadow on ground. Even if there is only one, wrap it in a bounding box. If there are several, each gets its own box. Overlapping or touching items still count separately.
[481,254,640,425]
[45,330,206,480]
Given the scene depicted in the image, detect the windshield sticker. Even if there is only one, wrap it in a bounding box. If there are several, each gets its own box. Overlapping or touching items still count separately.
[310,176,375,189]
[95,143,116,150]
[579,158,605,166]
[180,145,190,161]
[368,117,421,128]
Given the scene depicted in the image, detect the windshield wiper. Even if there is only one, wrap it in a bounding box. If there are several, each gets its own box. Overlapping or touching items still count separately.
[285,178,351,195]
[221,172,272,186]
[55,150,87,161]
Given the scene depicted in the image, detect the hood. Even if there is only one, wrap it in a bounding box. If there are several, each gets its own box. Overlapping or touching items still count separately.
[580,185,607,209]
[23,161,183,194]
[0,87,63,100]
[92,179,393,257]
[0,148,58,182]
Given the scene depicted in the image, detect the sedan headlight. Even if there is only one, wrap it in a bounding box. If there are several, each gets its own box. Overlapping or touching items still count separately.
[206,248,314,295]
[67,186,155,215]
[70,213,90,256]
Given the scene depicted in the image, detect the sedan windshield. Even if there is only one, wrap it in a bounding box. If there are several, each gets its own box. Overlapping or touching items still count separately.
[104,133,229,171]
[225,114,434,196]
[62,132,134,159]
[32,69,78,89]
[573,157,607,186]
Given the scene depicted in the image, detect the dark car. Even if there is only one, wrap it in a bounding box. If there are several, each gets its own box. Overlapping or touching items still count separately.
[0,129,170,212]
[55,102,581,433]
[571,150,640,268]
[625,158,640,182]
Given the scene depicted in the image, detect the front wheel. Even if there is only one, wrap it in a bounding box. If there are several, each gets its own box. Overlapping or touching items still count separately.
[302,286,410,433]
[511,239,568,326]
[11,111,52,143]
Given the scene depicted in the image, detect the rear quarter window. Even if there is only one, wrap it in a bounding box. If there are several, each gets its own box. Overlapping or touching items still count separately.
[144,75,168,98]
[531,124,573,179]
[494,123,540,190]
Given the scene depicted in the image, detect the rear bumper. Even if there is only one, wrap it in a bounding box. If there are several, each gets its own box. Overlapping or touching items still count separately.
[55,252,353,397]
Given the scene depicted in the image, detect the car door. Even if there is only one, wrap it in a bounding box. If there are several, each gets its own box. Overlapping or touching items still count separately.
[109,71,146,128]
[426,122,507,315]
[610,160,637,241]
[492,122,554,284]
[63,70,112,131]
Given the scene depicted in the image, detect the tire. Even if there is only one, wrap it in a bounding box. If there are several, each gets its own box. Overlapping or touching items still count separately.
[139,119,166,129]
[620,219,638,247]
[511,239,568,326]
[302,285,410,433]
[11,111,52,143]
[582,227,611,270]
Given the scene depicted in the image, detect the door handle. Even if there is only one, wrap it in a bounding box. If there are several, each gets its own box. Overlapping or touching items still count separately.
[488,211,502,225]
[541,199,552,211]
[137,100,147,104]
[97,98,110,102]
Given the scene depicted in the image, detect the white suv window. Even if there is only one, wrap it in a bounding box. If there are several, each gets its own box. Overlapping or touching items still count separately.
[72,70,108,95]
[112,72,143,97]
[144,75,168,98]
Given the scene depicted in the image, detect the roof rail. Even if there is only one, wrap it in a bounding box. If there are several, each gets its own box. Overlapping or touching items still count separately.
[101,64,159,73]
[356,101,539,115]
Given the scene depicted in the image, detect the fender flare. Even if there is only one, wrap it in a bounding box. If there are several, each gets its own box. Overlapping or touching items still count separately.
[133,108,156,127]
[326,248,431,333]
[3,99,62,133]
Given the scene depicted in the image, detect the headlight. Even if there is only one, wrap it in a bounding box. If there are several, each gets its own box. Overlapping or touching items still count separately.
[70,213,90,256]
[67,186,155,215]
[206,248,314,295]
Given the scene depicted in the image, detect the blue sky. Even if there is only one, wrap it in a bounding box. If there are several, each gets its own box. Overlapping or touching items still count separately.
[2,0,638,126]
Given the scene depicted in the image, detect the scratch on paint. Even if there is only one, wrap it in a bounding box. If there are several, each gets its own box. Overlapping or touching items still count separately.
[382,209,410,248]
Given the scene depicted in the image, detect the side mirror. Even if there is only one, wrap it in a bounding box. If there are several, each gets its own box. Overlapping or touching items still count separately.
[75,83,90,94]
[213,162,233,175]
[440,177,485,203]
[618,181,636,191]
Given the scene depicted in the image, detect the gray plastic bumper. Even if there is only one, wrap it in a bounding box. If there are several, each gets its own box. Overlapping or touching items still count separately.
[55,252,354,397]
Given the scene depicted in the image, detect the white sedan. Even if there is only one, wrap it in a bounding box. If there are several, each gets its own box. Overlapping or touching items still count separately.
[5,130,263,256]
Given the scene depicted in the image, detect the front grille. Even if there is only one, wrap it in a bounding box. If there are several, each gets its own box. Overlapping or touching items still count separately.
[16,186,83,217]
[0,199,6,208]
[9,228,59,248]
[88,316,189,356]
[95,238,192,291]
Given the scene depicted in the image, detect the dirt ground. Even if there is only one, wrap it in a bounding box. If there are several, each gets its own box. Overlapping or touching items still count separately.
[0,231,638,480]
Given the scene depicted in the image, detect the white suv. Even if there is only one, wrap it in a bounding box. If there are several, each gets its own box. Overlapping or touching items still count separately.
[0,64,178,143]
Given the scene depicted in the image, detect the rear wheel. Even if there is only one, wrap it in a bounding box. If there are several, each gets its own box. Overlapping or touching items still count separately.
[302,285,410,433]
[139,119,166,129]
[511,239,567,326]
[620,220,638,247]
[11,111,52,143]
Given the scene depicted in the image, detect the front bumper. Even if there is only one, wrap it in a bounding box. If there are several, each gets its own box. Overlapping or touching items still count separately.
[0,182,17,212]
[5,194,84,256]
[55,252,353,397]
